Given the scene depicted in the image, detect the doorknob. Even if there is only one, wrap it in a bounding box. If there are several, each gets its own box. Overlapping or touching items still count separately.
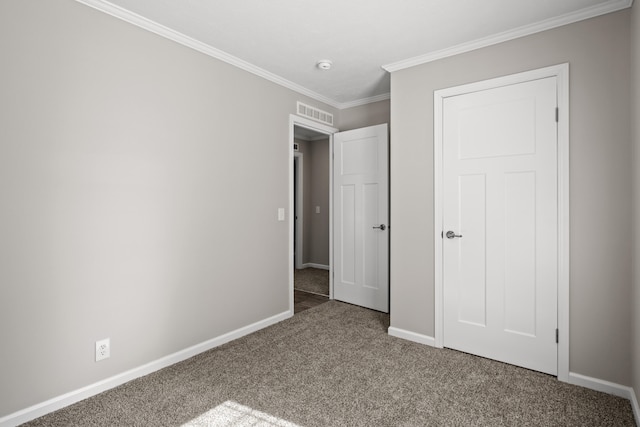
[373,224,386,231]
[446,230,462,239]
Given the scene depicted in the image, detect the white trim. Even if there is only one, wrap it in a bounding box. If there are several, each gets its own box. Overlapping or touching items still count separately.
[290,116,339,139]
[328,127,334,301]
[383,0,632,72]
[556,63,571,383]
[294,152,304,270]
[631,387,640,427]
[73,0,387,110]
[434,87,444,349]
[567,372,635,400]
[388,327,436,347]
[0,310,291,427]
[338,93,391,109]
[433,64,570,380]
[75,0,338,108]
[300,263,330,271]
[289,115,338,313]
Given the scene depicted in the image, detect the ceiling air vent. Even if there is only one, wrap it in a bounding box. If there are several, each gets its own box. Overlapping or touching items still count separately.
[297,102,333,126]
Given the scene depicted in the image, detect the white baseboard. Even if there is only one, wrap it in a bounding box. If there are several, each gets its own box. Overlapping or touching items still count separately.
[567,372,639,424]
[383,333,640,422]
[630,387,640,427]
[567,372,633,399]
[4,320,636,427]
[387,327,436,347]
[300,263,329,270]
[0,310,292,427]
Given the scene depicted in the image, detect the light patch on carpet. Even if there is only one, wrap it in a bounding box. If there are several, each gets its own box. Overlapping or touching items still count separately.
[182,400,301,427]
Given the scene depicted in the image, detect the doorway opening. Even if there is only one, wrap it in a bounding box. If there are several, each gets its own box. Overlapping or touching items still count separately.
[289,115,338,314]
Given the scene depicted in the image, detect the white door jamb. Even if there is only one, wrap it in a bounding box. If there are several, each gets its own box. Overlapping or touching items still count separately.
[294,152,304,270]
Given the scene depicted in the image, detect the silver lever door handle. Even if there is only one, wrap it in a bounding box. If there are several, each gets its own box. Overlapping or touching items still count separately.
[373,224,386,231]
[446,230,462,239]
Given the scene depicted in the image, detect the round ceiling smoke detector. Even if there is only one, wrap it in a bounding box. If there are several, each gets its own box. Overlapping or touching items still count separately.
[316,60,332,71]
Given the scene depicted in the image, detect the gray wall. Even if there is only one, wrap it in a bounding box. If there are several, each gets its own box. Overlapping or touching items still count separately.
[632,1,640,404]
[390,10,633,386]
[294,137,330,267]
[308,139,330,266]
[338,100,390,131]
[294,138,312,264]
[0,0,344,417]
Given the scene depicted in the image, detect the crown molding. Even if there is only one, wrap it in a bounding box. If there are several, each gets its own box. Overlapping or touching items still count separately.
[73,0,624,109]
[74,0,347,109]
[337,92,391,110]
[382,0,634,72]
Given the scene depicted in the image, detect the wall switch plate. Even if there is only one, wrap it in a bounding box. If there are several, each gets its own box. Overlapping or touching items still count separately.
[278,208,285,221]
[316,206,320,214]
[95,338,110,362]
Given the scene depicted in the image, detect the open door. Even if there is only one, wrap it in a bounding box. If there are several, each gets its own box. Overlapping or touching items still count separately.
[333,124,389,312]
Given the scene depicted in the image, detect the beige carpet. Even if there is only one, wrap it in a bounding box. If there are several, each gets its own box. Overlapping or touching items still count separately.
[23,301,635,426]
[294,268,329,296]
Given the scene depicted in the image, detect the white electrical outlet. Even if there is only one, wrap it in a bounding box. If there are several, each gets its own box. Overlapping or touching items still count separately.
[95,338,110,362]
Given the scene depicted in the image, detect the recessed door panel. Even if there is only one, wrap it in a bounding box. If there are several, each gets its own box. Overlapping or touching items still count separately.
[340,185,356,285]
[459,97,536,159]
[504,171,536,336]
[458,174,487,327]
[363,183,379,290]
[341,137,378,175]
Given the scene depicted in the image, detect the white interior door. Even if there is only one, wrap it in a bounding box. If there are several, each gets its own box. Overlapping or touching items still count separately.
[442,77,558,375]
[333,124,389,312]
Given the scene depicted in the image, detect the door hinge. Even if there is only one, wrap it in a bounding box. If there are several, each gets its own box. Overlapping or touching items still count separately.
[555,328,559,343]
[555,107,559,123]
[441,231,443,239]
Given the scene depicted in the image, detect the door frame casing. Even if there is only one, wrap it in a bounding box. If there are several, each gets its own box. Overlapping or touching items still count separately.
[433,63,570,382]
[293,152,304,270]
[288,115,338,315]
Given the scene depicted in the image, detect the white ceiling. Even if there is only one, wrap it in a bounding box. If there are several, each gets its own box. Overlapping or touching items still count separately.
[80,0,632,108]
